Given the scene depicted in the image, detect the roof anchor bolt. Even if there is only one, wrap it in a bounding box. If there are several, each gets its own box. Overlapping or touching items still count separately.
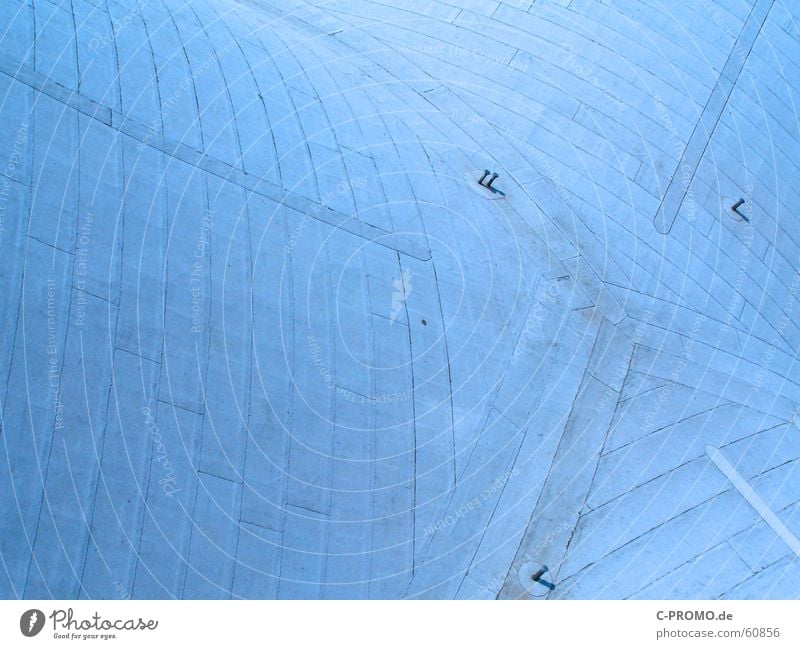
[486,172,499,189]
[530,564,556,591]
[477,169,490,185]
[731,198,750,222]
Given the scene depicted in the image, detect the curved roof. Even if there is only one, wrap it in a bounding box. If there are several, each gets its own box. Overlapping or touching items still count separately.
[0,0,798,599]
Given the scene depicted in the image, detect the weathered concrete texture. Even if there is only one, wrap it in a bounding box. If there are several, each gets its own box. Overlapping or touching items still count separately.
[0,0,798,599]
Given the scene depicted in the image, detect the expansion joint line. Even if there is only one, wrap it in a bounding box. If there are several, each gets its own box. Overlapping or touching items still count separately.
[653,0,775,235]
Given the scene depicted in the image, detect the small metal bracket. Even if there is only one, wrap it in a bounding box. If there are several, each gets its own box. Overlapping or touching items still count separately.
[518,561,556,597]
[731,198,750,222]
[475,169,505,196]
[465,170,506,199]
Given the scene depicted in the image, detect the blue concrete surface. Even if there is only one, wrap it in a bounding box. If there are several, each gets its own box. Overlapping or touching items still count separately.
[0,0,798,599]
